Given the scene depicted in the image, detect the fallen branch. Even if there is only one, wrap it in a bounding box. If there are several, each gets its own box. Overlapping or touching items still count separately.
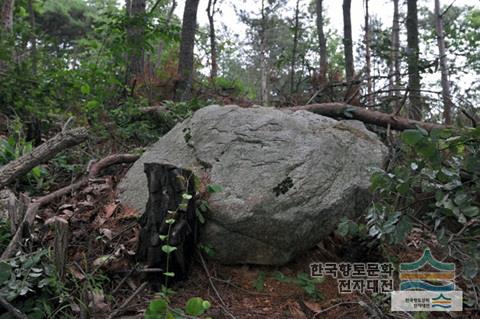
[0,296,28,319]
[139,105,170,115]
[0,153,139,260]
[0,127,89,189]
[108,282,148,319]
[197,250,237,319]
[290,103,448,132]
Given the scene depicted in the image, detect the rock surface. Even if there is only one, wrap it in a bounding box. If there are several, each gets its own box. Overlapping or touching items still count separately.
[118,105,387,265]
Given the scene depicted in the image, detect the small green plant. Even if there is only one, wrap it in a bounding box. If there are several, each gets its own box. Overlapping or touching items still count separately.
[273,271,324,299]
[145,296,211,319]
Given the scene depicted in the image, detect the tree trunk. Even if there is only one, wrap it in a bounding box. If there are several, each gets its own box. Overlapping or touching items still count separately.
[315,0,327,80]
[406,0,422,120]
[174,0,200,101]
[389,0,401,113]
[136,163,197,285]
[156,0,176,66]
[27,0,37,75]
[289,0,300,94]
[126,0,146,87]
[342,0,354,81]
[364,0,373,107]
[260,0,269,106]
[434,0,453,125]
[1,0,14,33]
[206,0,218,81]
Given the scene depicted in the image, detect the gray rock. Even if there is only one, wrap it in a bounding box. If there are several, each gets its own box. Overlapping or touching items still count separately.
[118,105,387,265]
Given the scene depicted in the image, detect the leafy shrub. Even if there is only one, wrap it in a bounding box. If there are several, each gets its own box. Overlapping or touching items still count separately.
[363,127,479,279]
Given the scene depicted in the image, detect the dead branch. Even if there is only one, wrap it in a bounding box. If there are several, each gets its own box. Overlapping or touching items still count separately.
[0,153,139,260]
[0,127,89,189]
[108,282,148,319]
[139,105,170,115]
[461,109,477,128]
[0,296,28,319]
[197,250,237,319]
[290,102,448,131]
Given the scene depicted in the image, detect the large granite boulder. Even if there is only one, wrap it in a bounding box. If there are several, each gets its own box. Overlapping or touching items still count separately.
[118,105,387,265]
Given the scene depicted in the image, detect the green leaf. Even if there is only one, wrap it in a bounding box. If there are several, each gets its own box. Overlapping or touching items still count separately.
[163,272,175,277]
[159,235,167,241]
[148,299,168,314]
[462,206,479,217]
[401,129,424,145]
[182,193,192,200]
[86,100,99,111]
[185,297,208,316]
[462,259,478,279]
[392,215,412,243]
[165,219,175,224]
[253,271,266,292]
[207,184,223,193]
[162,245,177,254]
[0,262,11,285]
[202,300,211,310]
[80,84,91,95]
[196,209,206,224]
[337,219,350,237]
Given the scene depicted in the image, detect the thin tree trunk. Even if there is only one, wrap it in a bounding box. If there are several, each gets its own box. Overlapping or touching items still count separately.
[1,0,14,33]
[260,0,269,106]
[406,0,422,120]
[27,0,37,75]
[289,0,300,94]
[342,0,354,81]
[157,0,176,65]
[315,0,327,80]
[434,0,452,125]
[389,0,401,113]
[174,0,200,101]
[206,0,218,81]
[126,0,146,86]
[364,0,373,106]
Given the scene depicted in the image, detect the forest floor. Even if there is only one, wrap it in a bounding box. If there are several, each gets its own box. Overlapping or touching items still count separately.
[32,164,479,319]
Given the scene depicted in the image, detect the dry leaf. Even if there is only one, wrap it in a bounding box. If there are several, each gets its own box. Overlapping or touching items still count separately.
[303,300,322,313]
[104,203,118,218]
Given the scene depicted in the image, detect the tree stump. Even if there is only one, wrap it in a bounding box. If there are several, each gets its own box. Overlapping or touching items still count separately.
[136,163,197,284]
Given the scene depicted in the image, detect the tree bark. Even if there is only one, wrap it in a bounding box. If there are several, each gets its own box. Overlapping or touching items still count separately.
[389,0,401,113]
[289,0,300,94]
[260,0,269,106]
[0,128,89,189]
[315,0,327,80]
[364,0,373,106]
[406,0,422,120]
[342,0,354,81]
[206,0,218,81]
[126,0,146,86]
[434,0,453,125]
[174,0,200,101]
[1,0,14,33]
[290,103,447,132]
[137,163,197,285]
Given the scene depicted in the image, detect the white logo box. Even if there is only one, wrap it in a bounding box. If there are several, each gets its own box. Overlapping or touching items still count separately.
[391,291,463,312]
